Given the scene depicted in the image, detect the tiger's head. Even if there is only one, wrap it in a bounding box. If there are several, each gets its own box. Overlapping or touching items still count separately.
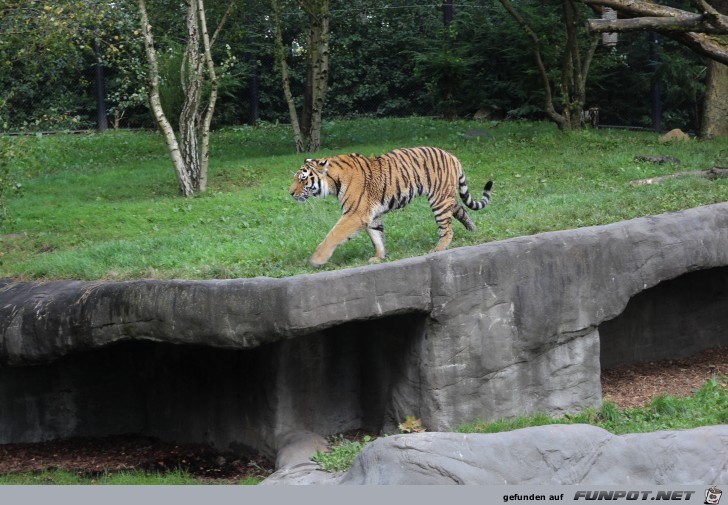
[289,158,330,202]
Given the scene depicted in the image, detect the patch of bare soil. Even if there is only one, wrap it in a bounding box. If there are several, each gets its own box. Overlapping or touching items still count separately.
[1,347,726,481]
[0,435,273,483]
[601,346,728,409]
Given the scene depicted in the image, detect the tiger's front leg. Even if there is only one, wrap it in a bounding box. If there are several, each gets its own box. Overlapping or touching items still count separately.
[309,215,366,268]
[366,216,385,263]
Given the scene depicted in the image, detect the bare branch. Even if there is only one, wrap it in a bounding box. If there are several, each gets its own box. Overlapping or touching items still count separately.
[582,0,728,63]
[669,31,728,65]
[210,1,235,49]
[582,0,699,18]
[691,0,722,18]
[271,0,305,152]
[498,0,564,126]
[586,14,728,33]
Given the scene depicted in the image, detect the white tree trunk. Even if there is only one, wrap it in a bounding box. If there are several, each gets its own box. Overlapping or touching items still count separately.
[197,0,225,192]
[138,0,194,196]
[179,0,203,189]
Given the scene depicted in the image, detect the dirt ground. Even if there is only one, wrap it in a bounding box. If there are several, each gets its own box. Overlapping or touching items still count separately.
[1,346,726,482]
[601,346,728,409]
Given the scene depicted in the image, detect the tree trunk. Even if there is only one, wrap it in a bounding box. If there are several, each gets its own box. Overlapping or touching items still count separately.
[138,0,230,195]
[701,0,728,138]
[307,0,330,152]
[301,29,314,142]
[498,0,562,126]
[270,0,330,152]
[138,0,194,197]
[196,0,224,193]
[179,0,203,189]
[500,0,597,131]
[271,0,306,153]
[701,59,728,138]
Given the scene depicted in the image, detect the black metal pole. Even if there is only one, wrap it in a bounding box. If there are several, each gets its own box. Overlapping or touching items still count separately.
[649,32,662,132]
[442,0,453,28]
[93,36,108,132]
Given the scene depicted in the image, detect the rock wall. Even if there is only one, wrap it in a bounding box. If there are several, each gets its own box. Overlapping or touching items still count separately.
[2,202,728,458]
[340,425,728,485]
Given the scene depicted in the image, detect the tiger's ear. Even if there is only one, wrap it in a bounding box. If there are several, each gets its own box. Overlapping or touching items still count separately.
[317,159,329,175]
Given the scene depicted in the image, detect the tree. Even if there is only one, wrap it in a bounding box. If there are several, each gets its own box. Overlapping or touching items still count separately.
[413,4,473,120]
[583,0,728,137]
[498,0,600,131]
[584,0,728,63]
[0,0,145,131]
[137,0,233,196]
[271,0,330,152]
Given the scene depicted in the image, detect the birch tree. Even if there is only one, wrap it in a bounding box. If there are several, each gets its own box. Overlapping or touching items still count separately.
[271,0,330,152]
[137,0,233,196]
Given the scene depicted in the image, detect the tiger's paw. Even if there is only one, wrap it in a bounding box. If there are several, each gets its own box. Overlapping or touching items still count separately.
[309,256,327,268]
[368,256,384,264]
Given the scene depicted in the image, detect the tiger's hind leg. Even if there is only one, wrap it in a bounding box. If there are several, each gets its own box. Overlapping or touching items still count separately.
[366,216,386,263]
[429,195,456,252]
[453,204,476,231]
[433,217,454,251]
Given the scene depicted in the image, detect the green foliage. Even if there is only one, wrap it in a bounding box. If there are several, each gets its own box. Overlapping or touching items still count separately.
[0,468,263,485]
[456,377,728,435]
[414,39,474,120]
[599,401,621,424]
[312,435,373,473]
[157,43,186,131]
[0,0,146,131]
[1,0,712,131]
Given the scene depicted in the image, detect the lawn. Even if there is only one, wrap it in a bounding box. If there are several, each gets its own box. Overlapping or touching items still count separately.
[0,468,263,485]
[1,117,727,281]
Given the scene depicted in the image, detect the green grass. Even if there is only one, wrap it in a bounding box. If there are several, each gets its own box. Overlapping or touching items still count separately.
[0,468,264,485]
[2,118,728,281]
[456,377,728,435]
[312,435,374,473]
[309,378,728,473]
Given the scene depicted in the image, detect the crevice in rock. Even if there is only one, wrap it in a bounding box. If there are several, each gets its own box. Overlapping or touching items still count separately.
[599,266,728,370]
[0,311,428,459]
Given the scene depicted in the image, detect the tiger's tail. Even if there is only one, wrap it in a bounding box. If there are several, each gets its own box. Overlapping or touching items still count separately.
[458,171,493,211]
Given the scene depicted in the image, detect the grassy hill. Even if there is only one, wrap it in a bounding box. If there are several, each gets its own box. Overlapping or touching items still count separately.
[2,118,727,281]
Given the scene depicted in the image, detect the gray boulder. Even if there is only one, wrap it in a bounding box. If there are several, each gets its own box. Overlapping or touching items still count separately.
[341,424,728,485]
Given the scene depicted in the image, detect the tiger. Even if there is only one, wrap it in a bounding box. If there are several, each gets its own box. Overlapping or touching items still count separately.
[289,146,493,268]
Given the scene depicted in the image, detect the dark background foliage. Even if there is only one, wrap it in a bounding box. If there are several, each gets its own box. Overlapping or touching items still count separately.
[0,0,707,134]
